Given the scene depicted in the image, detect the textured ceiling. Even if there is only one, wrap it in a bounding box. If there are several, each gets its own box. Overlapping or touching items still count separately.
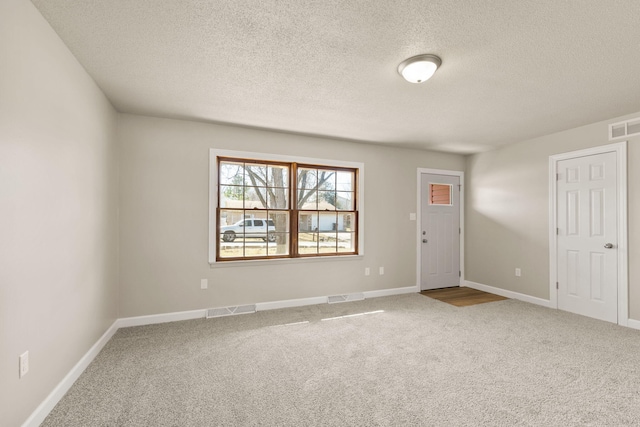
[31,0,640,154]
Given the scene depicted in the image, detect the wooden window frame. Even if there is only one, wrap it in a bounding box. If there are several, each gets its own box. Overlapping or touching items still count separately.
[215,156,359,262]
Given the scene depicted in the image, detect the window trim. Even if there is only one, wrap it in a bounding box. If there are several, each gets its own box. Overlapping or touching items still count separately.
[209,149,364,265]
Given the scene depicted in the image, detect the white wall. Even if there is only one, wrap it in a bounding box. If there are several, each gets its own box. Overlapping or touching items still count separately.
[117,114,466,317]
[465,112,640,319]
[0,1,119,425]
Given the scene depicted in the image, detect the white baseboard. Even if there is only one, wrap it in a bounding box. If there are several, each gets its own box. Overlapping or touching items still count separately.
[463,280,554,308]
[115,309,206,328]
[256,296,329,311]
[363,286,418,299]
[115,286,420,326]
[464,281,640,330]
[21,320,120,427]
[626,318,640,331]
[255,286,418,311]
[23,284,418,426]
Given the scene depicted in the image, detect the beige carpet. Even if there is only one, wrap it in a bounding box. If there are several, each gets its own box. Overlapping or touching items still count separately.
[42,294,640,426]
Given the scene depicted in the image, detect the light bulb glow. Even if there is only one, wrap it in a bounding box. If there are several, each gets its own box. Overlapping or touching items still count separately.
[398,54,441,84]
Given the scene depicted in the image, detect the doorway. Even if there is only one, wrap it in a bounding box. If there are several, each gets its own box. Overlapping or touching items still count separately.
[417,169,464,291]
[549,142,628,324]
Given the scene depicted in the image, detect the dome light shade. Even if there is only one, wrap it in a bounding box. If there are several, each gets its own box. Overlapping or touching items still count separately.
[398,54,442,83]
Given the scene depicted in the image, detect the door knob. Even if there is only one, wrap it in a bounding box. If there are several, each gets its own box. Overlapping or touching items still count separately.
[604,243,614,249]
[422,239,428,243]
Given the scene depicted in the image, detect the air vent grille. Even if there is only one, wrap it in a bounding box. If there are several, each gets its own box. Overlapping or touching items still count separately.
[206,304,256,319]
[327,293,365,304]
[609,117,640,140]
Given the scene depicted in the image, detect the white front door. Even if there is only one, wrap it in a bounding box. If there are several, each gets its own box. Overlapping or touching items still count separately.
[420,173,461,290]
[556,152,618,323]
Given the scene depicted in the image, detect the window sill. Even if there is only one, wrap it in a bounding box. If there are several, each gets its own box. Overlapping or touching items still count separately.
[209,254,364,268]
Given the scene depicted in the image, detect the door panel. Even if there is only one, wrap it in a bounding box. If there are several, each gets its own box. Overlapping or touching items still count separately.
[557,152,617,323]
[421,173,460,290]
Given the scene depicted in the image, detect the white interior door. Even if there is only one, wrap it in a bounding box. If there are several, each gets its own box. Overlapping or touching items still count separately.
[420,173,460,290]
[556,152,618,323]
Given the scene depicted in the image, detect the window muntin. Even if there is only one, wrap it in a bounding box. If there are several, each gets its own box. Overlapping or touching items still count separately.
[216,157,358,261]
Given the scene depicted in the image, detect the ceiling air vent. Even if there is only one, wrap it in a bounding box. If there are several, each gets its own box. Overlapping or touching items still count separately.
[609,117,640,140]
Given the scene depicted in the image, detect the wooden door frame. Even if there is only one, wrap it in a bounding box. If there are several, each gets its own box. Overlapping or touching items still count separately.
[548,142,628,325]
[416,168,465,291]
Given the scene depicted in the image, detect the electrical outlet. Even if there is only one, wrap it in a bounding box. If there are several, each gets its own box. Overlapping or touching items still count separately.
[379,267,384,275]
[200,279,208,289]
[515,268,521,277]
[19,351,29,378]
[409,213,417,221]
[365,268,370,276]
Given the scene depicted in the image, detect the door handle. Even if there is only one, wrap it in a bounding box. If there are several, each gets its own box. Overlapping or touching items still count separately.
[422,239,428,243]
[604,243,614,249]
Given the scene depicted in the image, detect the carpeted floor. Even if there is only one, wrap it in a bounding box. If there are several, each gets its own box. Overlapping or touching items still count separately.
[42,294,640,426]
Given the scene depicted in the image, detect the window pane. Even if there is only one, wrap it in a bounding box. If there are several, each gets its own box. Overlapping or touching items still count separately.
[335,191,354,211]
[245,164,267,186]
[337,232,355,253]
[299,212,317,232]
[298,190,317,210]
[245,186,267,208]
[219,209,244,229]
[319,212,338,232]
[242,212,267,240]
[298,234,318,254]
[219,243,243,259]
[246,240,268,257]
[268,188,288,209]
[219,210,276,259]
[219,162,245,186]
[298,211,319,254]
[317,170,335,191]
[336,171,354,191]
[267,233,289,256]
[319,240,338,253]
[220,185,244,208]
[267,165,288,188]
[270,212,290,232]
[298,168,317,189]
[430,184,451,205]
[318,191,336,210]
[219,209,245,258]
[338,213,355,232]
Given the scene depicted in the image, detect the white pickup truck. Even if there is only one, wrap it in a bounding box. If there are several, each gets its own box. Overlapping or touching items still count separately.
[220,218,276,242]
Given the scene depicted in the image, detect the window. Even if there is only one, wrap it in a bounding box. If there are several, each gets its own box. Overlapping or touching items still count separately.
[429,183,451,205]
[212,152,361,262]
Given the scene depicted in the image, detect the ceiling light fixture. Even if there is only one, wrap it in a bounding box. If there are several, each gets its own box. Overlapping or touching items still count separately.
[398,54,442,83]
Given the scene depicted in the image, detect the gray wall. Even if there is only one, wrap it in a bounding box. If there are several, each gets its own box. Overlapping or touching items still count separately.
[465,112,640,319]
[0,0,119,425]
[117,114,466,317]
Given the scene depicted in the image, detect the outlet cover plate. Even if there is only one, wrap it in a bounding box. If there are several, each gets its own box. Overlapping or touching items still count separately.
[19,351,29,378]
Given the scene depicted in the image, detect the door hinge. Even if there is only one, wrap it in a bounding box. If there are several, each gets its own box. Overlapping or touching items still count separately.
[459,227,461,234]
[458,184,462,190]
[459,271,461,277]
[556,282,559,289]
[556,173,560,181]
[556,227,559,235]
